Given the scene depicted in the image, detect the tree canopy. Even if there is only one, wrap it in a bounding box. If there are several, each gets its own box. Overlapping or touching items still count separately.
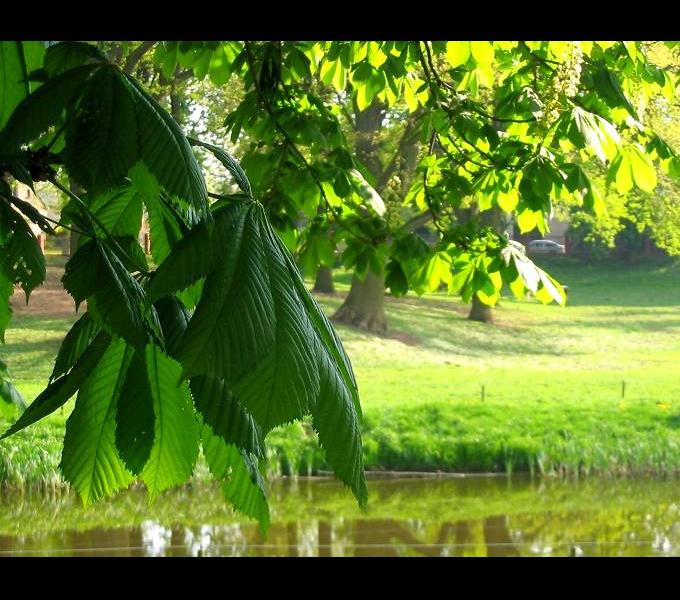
[146,41,680,326]
[1,40,679,531]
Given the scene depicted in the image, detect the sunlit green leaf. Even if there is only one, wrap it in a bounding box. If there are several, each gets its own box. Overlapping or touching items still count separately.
[61,338,134,505]
[445,42,470,68]
[140,344,199,501]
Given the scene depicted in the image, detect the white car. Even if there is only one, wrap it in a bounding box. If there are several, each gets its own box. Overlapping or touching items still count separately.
[527,239,566,255]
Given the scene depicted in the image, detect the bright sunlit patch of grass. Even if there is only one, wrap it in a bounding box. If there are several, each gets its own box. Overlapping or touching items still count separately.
[3,255,680,486]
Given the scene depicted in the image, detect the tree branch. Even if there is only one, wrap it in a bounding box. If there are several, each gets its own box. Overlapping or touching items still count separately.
[377,111,422,191]
[243,41,374,246]
[403,210,433,232]
[123,41,157,75]
[422,132,446,235]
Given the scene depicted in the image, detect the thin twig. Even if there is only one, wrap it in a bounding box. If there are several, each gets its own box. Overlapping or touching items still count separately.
[416,42,440,100]
[467,103,536,124]
[444,134,496,170]
[243,41,374,245]
[50,178,149,273]
[39,213,85,235]
[435,134,480,176]
[422,42,534,125]
[422,42,456,93]
[422,132,446,236]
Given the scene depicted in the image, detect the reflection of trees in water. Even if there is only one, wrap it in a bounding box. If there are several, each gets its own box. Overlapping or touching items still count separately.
[348,517,520,557]
[4,483,680,556]
[4,509,680,556]
[0,535,14,556]
[318,521,332,557]
[273,511,680,557]
[0,517,520,556]
[483,516,521,557]
[287,523,298,557]
[506,507,680,556]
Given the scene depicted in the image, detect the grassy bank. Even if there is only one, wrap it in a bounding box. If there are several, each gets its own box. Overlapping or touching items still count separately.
[2,255,680,488]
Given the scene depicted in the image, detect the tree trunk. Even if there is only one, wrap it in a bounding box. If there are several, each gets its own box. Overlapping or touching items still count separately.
[468,295,493,323]
[313,266,335,295]
[466,205,508,323]
[333,100,389,333]
[333,271,387,333]
[170,90,183,124]
[354,100,386,175]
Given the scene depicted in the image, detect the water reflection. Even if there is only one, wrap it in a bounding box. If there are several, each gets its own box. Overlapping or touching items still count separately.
[2,475,680,556]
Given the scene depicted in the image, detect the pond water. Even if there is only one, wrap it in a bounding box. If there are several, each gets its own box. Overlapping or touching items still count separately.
[2,474,680,556]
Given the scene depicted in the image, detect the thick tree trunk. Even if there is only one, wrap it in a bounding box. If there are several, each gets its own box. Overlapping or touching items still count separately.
[333,100,389,333]
[354,101,386,175]
[333,271,387,333]
[313,266,335,295]
[468,295,494,323]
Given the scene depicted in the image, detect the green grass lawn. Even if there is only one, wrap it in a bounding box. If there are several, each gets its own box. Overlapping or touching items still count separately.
[3,254,680,487]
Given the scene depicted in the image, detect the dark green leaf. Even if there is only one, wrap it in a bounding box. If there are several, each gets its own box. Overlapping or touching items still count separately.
[50,312,99,382]
[310,344,367,507]
[125,74,209,221]
[0,357,26,411]
[277,228,366,504]
[91,241,150,348]
[287,253,360,417]
[61,239,103,308]
[171,196,365,503]
[64,239,150,348]
[153,296,191,358]
[0,41,45,129]
[0,379,26,412]
[0,64,99,151]
[115,348,155,475]
[63,67,139,197]
[191,376,265,457]
[386,260,408,296]
[0,199,46,300]
[592,64,638,118]
[44,42,106,77]
[188,137,252,198]
[5,194,54,234]
[146,199,184,262]
[228,215,320,432]
[176,203,272,381]
[200,424,269,535]
[146,220,213,303]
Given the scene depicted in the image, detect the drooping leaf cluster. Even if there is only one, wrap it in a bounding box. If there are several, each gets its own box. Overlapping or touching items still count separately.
[0,41,368,531]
